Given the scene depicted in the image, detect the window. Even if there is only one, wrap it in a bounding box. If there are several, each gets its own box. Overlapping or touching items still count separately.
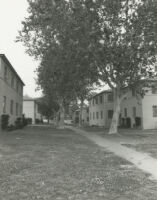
[100,95,103,104]
[132,89,136,97]
[16,80,19,92]
[108,93,113,102]
[153,106,157,117]
[96,112,99,119]
[4,66,7,80]
[3,96,6,113]
[11,73,14,87]
[10,100,14,115]
[133,107,136,118]
[95,97,98,104]
[92,99,94,106]
[108,110,113,119]
[101,110,103,119]
[93,112,95,120]
[16,103,18,116]
[124,108,127,117]
[152,86,157,94]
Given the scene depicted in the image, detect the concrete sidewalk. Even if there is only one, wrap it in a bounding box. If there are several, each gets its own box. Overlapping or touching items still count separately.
[69,127,157,180]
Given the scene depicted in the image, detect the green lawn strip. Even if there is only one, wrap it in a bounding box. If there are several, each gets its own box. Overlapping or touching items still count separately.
[0,126,156,199]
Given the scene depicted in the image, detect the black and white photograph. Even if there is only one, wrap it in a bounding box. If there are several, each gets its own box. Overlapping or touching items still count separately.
[0,0,157,199]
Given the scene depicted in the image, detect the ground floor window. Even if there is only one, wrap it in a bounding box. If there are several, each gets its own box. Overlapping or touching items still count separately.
[96,112,99,119]
[3,96,6,113]
[133,106,136,118]
[153,106,157,117]
[108,110,113,119]
[101,111,103,119]
[93,112,95,120]
[124,108,127,117]
[10,100,14,115]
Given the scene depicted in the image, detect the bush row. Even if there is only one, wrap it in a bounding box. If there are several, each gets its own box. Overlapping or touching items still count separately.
[1,114,30,131]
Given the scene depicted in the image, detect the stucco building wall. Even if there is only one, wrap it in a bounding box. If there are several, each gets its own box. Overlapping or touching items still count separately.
[0,55,24,127]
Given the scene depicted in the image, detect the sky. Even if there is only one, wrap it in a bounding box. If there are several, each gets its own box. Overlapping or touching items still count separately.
[0,0,41,98]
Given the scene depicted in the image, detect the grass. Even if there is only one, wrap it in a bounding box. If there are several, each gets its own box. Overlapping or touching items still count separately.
[0,126,157,199]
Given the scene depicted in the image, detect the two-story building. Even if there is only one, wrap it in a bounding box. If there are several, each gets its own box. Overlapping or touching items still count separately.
[89,80,157,130]
[0,54,24,126]
[121,79,157,129]
[89,90,114,128]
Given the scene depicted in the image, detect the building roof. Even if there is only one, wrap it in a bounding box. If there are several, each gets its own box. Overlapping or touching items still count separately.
[23,96,41,102]
[88,89,112,100]
[0,54,25,86]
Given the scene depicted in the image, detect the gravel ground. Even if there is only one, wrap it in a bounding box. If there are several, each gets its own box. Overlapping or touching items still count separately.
[0,126,157,200]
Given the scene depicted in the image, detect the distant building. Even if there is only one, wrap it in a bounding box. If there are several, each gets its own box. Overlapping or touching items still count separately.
[0,54,24,126]
[23,97,42,124]
[89,90,114,128]
[89,80,157,130]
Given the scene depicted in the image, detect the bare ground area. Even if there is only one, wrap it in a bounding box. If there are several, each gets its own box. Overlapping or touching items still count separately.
[0,126,157,200]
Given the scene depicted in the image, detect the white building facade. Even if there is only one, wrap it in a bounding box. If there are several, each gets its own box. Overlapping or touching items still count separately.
[23,98,42,124]
[0,54,24,126]
[89,91,114,128]
[89,81,157,130]
[121,82,157,129]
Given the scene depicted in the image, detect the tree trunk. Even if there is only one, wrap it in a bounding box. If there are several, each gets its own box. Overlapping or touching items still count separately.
[58,102,65,129]
[108,89,121,134]
[79,99,84,127]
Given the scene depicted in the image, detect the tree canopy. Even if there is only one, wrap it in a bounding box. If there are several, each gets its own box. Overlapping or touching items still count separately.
[18,0,157,131]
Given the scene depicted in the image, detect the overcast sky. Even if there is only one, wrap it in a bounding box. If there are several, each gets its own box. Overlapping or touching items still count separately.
[0,0,41,98]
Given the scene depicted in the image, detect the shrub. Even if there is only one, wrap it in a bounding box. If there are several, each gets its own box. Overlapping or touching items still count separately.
[35,118,40,124]
[15,117,23,129]
[1,114,9,130]
[26,118,32,124]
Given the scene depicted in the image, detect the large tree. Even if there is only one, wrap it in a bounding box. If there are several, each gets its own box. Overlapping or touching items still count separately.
[17,0,99,127]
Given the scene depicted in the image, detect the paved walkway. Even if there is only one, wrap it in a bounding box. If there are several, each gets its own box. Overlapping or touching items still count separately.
[69,127,157,180]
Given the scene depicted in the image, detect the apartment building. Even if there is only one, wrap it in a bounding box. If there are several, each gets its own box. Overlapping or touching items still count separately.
[0,54,24,126]
[89,80,157,130]
[89,90,114,128]
[121,80,157,129]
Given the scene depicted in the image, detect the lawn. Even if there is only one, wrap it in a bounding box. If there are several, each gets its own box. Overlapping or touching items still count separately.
[0,126,157,200]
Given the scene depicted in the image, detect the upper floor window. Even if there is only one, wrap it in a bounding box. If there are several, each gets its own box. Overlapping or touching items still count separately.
[100,95,103,104]
[92,99,94,106]
[153,106,157,117]
[152,86,157,94]
[95,97,98,104]
[132,89,136,97]
[11,73,14,87]
[108,93,113,102]
[16,80,19,92]
[4,66,7,80]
